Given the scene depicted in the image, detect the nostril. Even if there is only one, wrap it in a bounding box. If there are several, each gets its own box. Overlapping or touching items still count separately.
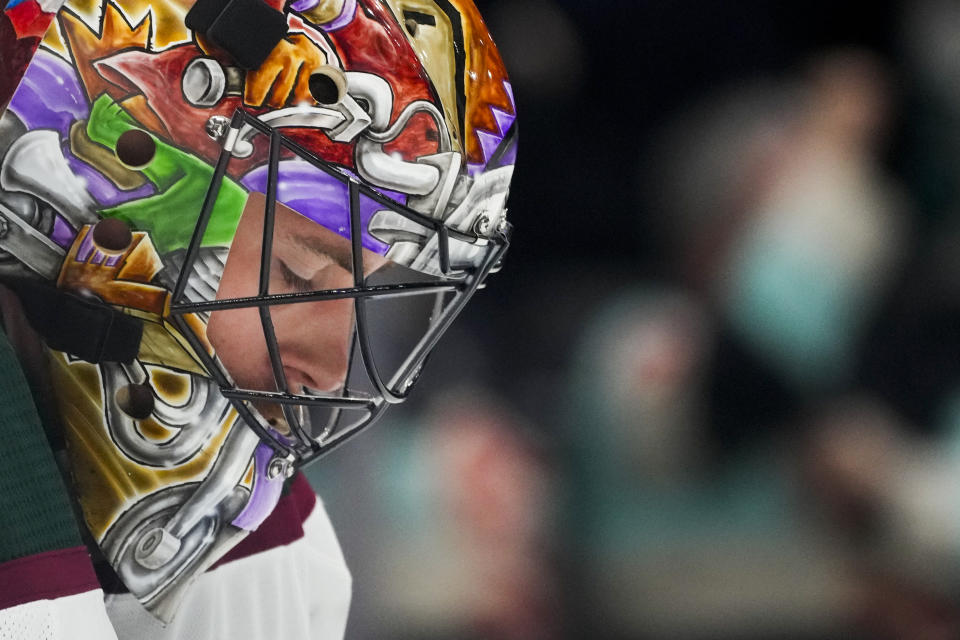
[284,354,349,393]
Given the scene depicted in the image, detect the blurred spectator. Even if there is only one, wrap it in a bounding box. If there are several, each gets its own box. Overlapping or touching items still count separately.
[653,50,910,393]
[562,289,856,639]
[803,395,960,639]
[310,389,557,639]
[306,4,960,639]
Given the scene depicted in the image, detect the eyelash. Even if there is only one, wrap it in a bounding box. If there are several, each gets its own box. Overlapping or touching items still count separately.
[277,260,314,293]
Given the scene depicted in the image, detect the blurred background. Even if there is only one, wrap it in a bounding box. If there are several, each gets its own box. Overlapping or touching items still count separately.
[308,1,960,638]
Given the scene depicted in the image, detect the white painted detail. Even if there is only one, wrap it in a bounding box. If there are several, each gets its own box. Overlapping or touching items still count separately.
[0,129,97,228]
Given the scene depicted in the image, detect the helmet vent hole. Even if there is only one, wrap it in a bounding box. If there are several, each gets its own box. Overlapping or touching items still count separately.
[308,70,344,105]
[404,18,418,36]
[115,129,156,169]
[92,218,133,255]
[116,383,155,420]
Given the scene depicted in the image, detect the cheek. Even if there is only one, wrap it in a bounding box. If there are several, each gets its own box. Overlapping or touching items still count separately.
[207,307,268,383]
[217,251,260,300]
[315,263,355,290]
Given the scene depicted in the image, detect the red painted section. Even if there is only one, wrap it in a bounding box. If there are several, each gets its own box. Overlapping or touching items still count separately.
[95,44,357,173]
[327,0,440,161]
[0,8,44,113]
[6,1,51,39]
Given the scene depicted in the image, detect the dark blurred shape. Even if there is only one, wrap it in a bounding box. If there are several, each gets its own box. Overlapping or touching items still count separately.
[309,388,558,640]
[306,2,960,638]
[487,0,583,100]
[560,288,857,639]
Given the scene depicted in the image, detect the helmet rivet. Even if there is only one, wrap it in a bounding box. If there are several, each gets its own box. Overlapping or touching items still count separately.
[205,115,231,141]
[92,218,133,254]
[473,215,491,236]
[115,383,155,420]
[267,456,290,480]
[133,527,180,569]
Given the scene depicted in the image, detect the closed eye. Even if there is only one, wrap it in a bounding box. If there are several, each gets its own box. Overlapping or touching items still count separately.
[276,259,315,293]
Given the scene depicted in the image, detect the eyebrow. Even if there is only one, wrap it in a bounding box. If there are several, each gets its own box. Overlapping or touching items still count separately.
[288,233,355,274]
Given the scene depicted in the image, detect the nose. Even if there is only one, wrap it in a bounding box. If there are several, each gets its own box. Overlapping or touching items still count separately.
[272,297,354,393]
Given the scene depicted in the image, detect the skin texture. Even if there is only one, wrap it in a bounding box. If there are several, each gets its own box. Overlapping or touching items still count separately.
[207,192,386,396]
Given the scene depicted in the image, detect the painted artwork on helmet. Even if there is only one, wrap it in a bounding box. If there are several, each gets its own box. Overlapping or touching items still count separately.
[0,0,515,622]
[0,0,59,111]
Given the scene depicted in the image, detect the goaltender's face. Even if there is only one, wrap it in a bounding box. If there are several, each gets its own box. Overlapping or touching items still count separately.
[206,193,386,412]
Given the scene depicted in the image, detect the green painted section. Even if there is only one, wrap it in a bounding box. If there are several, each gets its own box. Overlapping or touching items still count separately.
[87,94,247,254]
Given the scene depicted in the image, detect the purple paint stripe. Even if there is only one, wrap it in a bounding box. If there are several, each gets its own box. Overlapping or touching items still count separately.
[65,148,157,207]
[213,474,317,570]
[75,230,94,262]
[492,106,516,137]
[241,160,399,254]
[504,81,516,111]
[322,0,355,30]
[51,216,76,248]
[231,442,285,531]
[0,546,99,610]
[289,0,318,11]
[10,50,88,136]
[476,129,502,164]
[499,140,518,167]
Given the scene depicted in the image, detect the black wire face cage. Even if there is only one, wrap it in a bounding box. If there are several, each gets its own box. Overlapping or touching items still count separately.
[167,110,512,468]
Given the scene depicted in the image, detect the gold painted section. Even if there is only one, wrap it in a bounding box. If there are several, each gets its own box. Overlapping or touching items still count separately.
[384,0,461,151]
[51,350,239,539]
[384,0,513,166]
[150,367,191,403]
[69,121,147,190]
[58,226,168,315]
[45,0,193,59]
[138,418,177,442]
[182,312,214,357]
[300,0,345,25]
[137,316,209,375]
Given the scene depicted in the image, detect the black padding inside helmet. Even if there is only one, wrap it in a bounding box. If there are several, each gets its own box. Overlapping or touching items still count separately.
[185,0,231,33]
[4,279,143,364]
[206,0,288,70]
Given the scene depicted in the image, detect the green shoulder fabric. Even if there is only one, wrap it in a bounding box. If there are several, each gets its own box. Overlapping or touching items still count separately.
[0,326,84,564]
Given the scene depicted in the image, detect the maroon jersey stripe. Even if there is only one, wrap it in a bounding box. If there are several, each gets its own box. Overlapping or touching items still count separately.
[0,546,100,610]
[212,472,318,570]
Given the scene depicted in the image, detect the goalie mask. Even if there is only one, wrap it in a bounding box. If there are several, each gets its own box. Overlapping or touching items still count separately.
[0,0,515,622]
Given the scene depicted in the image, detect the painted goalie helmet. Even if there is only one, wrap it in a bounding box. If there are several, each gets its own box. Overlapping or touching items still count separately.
[0,0,515,621]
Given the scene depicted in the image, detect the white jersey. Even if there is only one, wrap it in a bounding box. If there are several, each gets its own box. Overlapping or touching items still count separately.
[106,490,352,640]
